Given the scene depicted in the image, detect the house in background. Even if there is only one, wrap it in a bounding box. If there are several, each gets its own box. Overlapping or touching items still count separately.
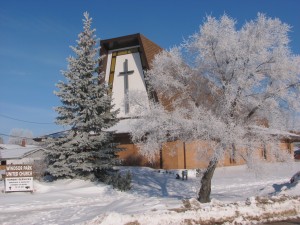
[0,141,46,179]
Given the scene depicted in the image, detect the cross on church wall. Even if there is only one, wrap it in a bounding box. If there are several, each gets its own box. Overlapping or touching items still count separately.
[119,59,134,114]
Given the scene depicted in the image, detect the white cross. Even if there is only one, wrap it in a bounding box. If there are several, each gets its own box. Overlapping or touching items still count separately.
[119,59,134,114]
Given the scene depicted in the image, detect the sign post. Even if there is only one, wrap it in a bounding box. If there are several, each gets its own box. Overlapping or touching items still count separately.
[5,164,33,192]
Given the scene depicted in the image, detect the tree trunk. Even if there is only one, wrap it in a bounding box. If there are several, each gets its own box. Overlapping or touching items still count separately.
[197,158,218,203]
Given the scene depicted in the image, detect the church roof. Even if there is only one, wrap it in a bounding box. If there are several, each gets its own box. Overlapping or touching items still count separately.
[100,33,162,72]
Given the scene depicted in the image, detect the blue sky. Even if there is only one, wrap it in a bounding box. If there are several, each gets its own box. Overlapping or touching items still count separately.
[1,0,300,142]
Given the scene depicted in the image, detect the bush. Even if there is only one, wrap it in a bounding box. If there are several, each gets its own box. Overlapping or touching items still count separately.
[106,171,132,191]
[33,159,47,181]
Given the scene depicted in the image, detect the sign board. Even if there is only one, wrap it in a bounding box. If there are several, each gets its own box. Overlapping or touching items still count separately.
[5,177,33,192]
[5,164,33,192]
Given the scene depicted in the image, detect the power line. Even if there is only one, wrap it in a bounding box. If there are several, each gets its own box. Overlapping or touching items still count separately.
[0,133,35,140]
[0,113,54,125]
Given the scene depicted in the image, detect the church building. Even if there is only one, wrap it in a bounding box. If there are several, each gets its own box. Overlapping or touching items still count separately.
[100,33,297,170]
[100,33,164,167]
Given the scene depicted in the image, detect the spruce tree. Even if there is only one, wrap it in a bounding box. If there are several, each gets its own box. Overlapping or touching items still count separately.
[47,12,119,180]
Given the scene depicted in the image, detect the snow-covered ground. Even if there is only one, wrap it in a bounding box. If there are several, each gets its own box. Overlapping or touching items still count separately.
[0,162,299,225]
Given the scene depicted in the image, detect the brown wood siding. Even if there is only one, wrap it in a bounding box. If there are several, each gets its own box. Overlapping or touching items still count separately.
[117,143,160,168]
[116,139,295,169]
[139,34,163,69]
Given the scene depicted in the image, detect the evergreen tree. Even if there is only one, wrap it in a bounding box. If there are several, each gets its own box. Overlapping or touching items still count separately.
[47,12,119,181]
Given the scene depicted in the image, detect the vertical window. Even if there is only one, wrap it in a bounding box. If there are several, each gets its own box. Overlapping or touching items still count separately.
[230,144,236,164]
[262,145,267,160]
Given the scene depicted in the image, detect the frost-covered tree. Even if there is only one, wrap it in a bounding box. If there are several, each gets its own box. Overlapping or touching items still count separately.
[47,12,119,181]
[8,128,34,145]
[131,14,300,202]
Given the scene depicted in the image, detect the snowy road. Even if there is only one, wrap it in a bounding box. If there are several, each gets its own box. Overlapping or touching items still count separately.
[0,179,179,225]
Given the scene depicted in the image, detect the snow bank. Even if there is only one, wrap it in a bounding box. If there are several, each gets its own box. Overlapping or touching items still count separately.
[87,194,300,225]
[85,195,300,225]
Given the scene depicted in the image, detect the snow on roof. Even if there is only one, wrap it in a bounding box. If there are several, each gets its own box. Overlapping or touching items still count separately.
[33,120,135,142]
[40,130,69,139]
[250,126,300,139]
[0,144,45,160]
[105,118,138,134]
